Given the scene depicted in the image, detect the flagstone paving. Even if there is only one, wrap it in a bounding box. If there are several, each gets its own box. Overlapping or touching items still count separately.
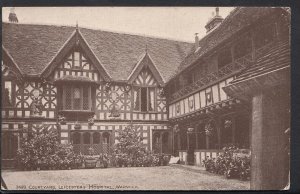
[2,166,250,190]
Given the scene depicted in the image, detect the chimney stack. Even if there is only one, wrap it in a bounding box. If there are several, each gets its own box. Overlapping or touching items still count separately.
[205,7,223,33]
[9,8,18,23]
[216,7,219,16]
[195,33,199,48]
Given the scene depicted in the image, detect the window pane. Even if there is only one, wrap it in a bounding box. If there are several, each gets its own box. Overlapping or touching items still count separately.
[148,88,155,111]
[134,88,140,111]
[74,52,80,67]
[74,87,80,99]
[83,87,89,110]
[65,86,72,109]
[3,81,12,107]
[141,88,147,112]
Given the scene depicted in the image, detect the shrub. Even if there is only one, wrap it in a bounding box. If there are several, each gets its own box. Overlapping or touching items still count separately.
[202,146,251,181]
[16,129,83,170]
[111,125,170,167]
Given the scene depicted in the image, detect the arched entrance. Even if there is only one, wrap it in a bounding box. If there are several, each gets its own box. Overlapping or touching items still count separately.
[71,131,111,155]
[152,132,161,154]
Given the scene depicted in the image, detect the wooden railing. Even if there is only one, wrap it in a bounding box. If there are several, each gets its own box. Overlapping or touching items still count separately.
[169,41,276,103]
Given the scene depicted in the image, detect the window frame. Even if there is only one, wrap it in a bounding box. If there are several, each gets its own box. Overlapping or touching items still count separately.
[61,83,93,111]
[133,86,157,113]
[1,79,16,108]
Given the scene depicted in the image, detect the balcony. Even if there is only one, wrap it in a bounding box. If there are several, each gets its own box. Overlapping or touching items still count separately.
[169,41,276,103]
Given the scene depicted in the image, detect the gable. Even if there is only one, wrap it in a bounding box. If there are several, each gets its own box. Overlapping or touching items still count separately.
[2,23,193,81]
[129,53,164,87]
[133,66,158,87]
[40,29,111,82]
[52,48,103,82]
[2,48,23,80]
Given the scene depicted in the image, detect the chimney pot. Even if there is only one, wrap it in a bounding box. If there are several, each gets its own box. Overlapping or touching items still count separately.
[9,7,18,23]
[195,33,199,48]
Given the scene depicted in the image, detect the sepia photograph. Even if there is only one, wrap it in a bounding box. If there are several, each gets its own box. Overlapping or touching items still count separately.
[1,6,291,191]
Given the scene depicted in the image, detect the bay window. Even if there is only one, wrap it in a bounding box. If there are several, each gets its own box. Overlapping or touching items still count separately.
[61,84,94,111]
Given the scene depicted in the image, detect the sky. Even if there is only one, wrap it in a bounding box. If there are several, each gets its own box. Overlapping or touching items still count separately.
[2,7,234,42]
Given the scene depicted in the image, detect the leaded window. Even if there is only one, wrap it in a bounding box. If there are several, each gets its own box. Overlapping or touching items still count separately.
[2,80,15,107]
[133,87,156,112]
[62,84,92,111]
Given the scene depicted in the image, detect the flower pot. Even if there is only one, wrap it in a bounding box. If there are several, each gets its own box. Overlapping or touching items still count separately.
[85,159,97,169]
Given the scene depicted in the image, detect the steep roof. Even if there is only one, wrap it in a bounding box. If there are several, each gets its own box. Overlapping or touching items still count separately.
[229,40,290,85]
[170,7,285,81]
[2,22,192,82]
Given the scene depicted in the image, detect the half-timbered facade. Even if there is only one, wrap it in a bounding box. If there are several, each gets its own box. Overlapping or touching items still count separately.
[2,6,290,181]
[165,7,290,167]
[1,21,192,168]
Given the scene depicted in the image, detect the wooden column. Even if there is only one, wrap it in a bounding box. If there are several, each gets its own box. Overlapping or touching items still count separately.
[231,114,236,144]
[187,132,190,150]
[206,135,209,149]
[100,132,103,153]
[90,132,93,145]
[195,124,199,149]
[216,118,221,149]
[250,30,256,60]
[178,132,181,150]
[160,133,163,154]
[250,91,289,190]
[172,130,175,155]
[80,132,83,144]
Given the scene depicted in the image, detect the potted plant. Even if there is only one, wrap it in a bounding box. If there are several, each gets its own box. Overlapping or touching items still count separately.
[99,154,109,168]
[88,117,95,126]
[84,155,97,169]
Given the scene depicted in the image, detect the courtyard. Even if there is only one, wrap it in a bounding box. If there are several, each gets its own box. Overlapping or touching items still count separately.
[2,165,249,190]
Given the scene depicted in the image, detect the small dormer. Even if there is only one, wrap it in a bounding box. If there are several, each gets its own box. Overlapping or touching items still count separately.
[205,7,224,33]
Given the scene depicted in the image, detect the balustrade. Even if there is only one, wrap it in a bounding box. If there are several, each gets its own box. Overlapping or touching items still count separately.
[169,41,276,102]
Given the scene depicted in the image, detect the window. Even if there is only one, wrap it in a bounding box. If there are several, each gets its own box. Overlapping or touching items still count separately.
[234,38,252,59]
[2,81,15,107]
[73,52,80,67]
[218,49,232,69]
[133,87,155,112]
[61,84,93,111]
[186,71,194,85]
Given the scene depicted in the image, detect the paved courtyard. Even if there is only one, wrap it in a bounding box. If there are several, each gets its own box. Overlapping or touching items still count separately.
[2,165,250,190]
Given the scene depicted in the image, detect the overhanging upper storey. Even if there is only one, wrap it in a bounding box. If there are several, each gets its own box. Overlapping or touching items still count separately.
[166,7,290,105]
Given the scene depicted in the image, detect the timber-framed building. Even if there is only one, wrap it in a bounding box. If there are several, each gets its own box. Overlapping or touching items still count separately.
[2,7,290,189]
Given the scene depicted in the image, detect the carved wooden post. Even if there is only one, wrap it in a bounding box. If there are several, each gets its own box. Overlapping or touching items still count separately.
[100,132,103,153]
[177,133,180,151]
[187,131,190,150]
[195,124,199,150]
[206,135,209,149]
[216,118,221,149]
[80,132,83,153]
[231,114,236,144]
[90,132,93,145]
[160,132,163,154]
[251,30,256,60]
